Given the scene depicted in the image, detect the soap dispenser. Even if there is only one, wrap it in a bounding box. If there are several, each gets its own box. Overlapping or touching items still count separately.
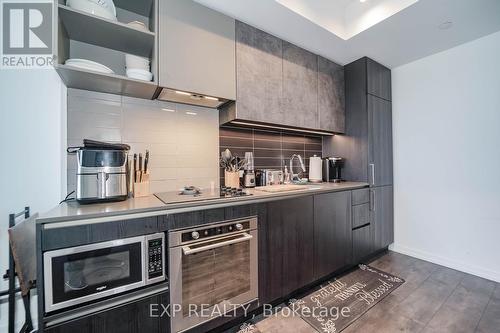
[283,165,292,184]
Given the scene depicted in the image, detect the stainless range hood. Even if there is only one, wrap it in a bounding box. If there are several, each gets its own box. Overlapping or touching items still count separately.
[156,88,229,108]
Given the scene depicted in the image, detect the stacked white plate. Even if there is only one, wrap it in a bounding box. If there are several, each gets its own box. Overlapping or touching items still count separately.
[126,21,150,32]
[125,54,153,81]
[65,58,114,74]
[67,0,117,21]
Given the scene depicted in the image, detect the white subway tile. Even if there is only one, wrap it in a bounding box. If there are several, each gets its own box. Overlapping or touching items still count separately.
[67,90,219,193]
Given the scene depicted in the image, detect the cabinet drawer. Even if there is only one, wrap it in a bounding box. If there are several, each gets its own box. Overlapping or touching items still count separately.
[45,291,170,333]
[352,224,372,264]
[352,188,369,205]
[352,203,370,229]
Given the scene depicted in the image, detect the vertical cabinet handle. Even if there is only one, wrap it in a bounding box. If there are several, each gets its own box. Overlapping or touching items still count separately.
[370,190,375,211]
[369,164,375,186]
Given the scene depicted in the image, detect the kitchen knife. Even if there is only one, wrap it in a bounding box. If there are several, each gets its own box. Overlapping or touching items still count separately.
[133,154,137,183]
[144,150,149,174]
[139,153,143,182]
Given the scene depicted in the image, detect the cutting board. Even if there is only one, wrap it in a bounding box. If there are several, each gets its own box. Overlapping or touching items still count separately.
[255,185,307,193]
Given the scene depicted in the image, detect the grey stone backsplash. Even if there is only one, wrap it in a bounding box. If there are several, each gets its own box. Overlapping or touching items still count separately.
[66,89,220,194]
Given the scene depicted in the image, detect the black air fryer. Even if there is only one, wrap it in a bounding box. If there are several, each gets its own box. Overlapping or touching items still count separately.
[323,157,344,183]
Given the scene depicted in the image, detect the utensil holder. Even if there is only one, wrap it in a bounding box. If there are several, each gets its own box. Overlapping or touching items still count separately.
[224,171,240,189]
[133,174,150,197]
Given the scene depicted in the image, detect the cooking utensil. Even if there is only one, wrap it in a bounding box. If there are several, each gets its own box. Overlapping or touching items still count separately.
[220,149,247,172]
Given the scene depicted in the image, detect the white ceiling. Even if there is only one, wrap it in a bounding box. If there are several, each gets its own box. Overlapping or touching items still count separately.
[193,0,500,68]
[275,0,419,40]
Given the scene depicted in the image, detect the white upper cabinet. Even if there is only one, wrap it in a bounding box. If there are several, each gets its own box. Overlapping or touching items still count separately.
[158,0,236,100]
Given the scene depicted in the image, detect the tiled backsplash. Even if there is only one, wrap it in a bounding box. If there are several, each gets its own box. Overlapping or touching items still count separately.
[219,126,323,182]
[67,89,220,194]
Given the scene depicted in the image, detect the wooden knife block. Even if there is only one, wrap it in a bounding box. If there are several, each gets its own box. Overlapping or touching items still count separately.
[133,173,150,198]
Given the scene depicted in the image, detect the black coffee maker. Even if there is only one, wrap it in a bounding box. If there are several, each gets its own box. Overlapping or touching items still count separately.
[323,157,344,183]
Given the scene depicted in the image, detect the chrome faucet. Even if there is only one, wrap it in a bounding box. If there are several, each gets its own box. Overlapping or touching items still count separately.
[289,154,306,182]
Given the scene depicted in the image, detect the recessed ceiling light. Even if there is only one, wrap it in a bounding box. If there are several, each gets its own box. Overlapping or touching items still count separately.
[185,112,197,116]
[360,0,368,3]
[438,21,453,30]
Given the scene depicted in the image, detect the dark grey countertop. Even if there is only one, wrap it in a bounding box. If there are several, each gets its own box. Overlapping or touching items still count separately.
[37,182,369,225]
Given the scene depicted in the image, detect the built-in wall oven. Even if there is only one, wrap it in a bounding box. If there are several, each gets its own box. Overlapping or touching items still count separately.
[169,217,258,333]
[43,233,165,313]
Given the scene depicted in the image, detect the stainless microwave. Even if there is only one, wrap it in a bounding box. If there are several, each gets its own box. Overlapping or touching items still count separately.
[43,233,165,313]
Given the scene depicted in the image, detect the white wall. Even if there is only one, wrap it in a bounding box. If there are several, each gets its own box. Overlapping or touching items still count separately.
[391,31,500,282]
[0,68,66,330]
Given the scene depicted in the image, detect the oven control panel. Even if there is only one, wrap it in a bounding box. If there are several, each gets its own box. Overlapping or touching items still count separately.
[147,238,163,279]
[181,221,250,242]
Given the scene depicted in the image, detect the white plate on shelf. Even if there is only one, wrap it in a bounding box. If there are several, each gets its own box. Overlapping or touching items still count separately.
[126,21,150,32]
[67,0,117,21]
[126,68,153,81]
[65,58,114,74]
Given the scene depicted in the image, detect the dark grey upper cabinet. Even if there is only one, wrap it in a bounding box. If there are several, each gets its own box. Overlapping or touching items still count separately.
[158,0,236,100]
[371,186,394,251]
[313,191,352,280]
[231,21,283,124]
[318,56,345,133]
[326,58,369,182]
[367,58,392,101]
[282,42,318,129]
[220,22,345,133]
[368,95,393,186]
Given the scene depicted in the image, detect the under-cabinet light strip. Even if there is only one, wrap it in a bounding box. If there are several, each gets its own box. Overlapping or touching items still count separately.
[230,121,335,136]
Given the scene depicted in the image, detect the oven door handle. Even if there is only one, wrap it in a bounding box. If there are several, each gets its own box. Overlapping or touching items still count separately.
[182,233,253,255]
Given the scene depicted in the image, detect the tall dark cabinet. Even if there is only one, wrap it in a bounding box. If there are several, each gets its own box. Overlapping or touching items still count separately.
[325,57,394,256]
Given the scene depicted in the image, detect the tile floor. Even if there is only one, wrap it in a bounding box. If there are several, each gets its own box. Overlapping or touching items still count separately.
[233,251,500,333]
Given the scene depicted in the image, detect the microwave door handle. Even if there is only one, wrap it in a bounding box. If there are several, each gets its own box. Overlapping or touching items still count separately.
[182,233,253,256]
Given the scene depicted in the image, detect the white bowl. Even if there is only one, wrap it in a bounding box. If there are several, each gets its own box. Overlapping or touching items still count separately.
[126,69,153,81]
[125,54,150,70]
[127,20,149,32]
[67,0,117,21]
